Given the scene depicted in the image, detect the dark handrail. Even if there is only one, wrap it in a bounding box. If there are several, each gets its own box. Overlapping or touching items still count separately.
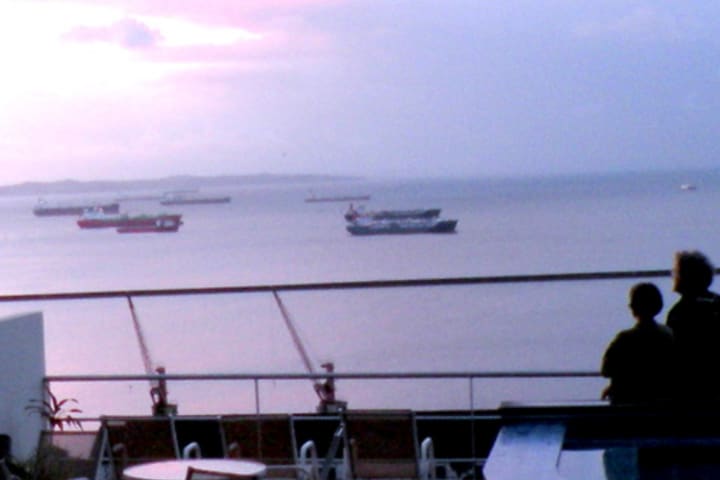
[0,268,679,302]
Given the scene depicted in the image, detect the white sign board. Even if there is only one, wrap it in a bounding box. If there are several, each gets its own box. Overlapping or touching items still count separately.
[0,312,45,459]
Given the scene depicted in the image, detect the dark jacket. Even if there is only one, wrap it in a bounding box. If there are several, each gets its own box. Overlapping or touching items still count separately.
[602,319,675,404]
[666,291,720,399]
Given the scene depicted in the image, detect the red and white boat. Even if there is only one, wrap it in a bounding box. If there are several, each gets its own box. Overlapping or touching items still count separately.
[77,209,128,228]
[77,208,182,232]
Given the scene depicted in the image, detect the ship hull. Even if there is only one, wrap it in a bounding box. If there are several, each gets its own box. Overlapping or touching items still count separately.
[160,197,231,205]
[78,214,182,230]
[34,202,120,217]
[347,219,457,235]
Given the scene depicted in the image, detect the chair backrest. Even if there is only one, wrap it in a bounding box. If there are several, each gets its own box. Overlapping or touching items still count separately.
[173,418,224,459]
[415,412,500,479]
[33,430,102,480]
[221,415,294,464]
[291,414,346,480]
[291,414,344,461]
[105,418,177,467]
[414,414,485,460]
[184,463,267,480]
[343,410,419,479]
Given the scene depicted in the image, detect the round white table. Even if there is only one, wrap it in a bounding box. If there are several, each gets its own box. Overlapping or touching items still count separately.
[123,459,267,480]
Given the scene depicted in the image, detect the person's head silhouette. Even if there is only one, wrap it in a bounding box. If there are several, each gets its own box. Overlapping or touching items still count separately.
[629,282,663,321]
[673,250,714,296]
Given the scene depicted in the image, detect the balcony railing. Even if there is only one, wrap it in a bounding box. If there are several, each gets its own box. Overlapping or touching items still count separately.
[0,267,687,420]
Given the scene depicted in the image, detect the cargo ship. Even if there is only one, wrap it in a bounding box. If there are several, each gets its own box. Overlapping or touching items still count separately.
[305,192,371,203]
[159,192,231,205]
[77,209,182,231]
[33,199,120,217]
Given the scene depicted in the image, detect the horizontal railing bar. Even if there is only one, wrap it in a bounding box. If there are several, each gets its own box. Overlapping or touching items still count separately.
[45,370,601,382]
[0,269,678,302]
[34,409,511,424]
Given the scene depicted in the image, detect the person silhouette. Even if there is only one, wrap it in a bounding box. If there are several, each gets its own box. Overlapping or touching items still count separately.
[601,282,674,404]
[666,250,720,400]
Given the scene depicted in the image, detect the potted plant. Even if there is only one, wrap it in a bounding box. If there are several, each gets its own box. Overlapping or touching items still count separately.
[25,386,82,431]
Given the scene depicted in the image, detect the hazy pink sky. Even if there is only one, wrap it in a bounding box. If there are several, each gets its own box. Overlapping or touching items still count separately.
[1,0,719,183]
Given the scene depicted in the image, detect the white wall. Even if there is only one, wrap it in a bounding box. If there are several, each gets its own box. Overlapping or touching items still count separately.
[0,312,45,460]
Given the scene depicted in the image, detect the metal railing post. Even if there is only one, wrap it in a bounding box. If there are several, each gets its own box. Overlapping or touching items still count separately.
[469,376,475,411]
[254,378,260,415]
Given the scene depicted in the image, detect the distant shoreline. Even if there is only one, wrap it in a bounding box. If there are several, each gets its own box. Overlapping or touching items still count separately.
[5,167,719,197]
[0,174,363,197]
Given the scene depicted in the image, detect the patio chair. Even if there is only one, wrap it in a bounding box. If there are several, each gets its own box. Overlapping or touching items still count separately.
[221,415,296,477]
[173,418,225,459]
[183,462,267,480]
[221,415,325,480]
[101,417,178,478]
[415,412,498,479]
[291,414,348,480]
[32,430,102,480]
[0,459,20,480]
[343,410,422,480]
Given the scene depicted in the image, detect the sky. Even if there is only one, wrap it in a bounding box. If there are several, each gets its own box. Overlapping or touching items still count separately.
[1,0,720,183]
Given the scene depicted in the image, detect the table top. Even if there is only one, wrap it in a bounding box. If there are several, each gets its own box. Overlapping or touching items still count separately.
[123,459,267,480]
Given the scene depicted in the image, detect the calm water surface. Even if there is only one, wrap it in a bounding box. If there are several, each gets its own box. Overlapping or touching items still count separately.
[0,171,718,416]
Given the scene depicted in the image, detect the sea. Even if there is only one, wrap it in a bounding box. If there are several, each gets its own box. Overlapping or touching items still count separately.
[1,169,719,419]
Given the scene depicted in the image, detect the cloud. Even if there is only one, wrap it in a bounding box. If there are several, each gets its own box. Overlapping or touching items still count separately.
[64,17,162,49]
[92,0,342,24]
[117,17,163,47]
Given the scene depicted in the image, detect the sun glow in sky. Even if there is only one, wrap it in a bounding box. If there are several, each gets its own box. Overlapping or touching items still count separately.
[0,0,719,183]
[0,2,261,100]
